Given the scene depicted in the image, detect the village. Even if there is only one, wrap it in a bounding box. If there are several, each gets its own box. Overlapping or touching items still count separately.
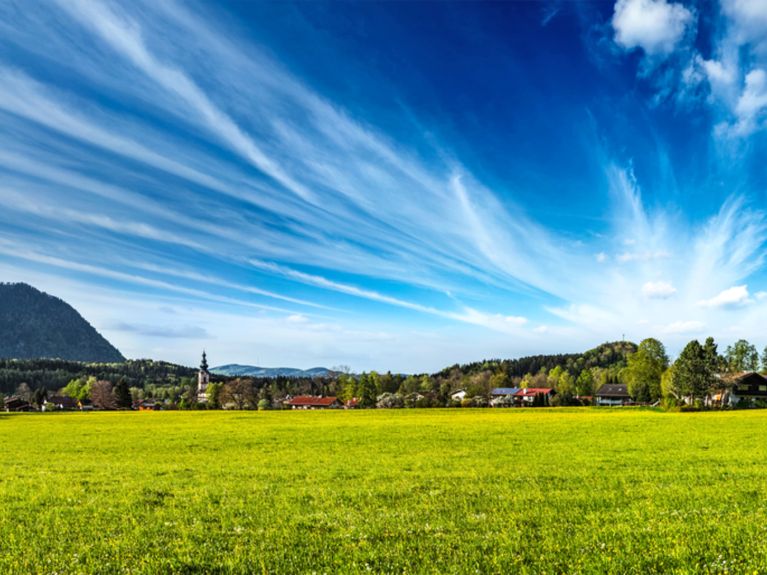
[6,349,767,412]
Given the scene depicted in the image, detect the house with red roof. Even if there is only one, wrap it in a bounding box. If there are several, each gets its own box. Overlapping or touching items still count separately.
[286,395,342,410]
[514,387,554,407]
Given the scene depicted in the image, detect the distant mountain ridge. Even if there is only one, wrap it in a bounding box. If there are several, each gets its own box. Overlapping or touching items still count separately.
[211,364,334,378]
[0,283,125,363]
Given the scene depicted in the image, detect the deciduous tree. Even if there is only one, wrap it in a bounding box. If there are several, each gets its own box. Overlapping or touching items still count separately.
[624,338,669,402]
[725,339,759,373]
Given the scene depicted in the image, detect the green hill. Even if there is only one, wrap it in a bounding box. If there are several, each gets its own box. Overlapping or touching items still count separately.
[0,283,125,363]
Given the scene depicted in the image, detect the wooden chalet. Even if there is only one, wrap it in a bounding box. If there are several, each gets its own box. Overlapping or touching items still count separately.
[595,384,632,406]
[713,372,767,407]
[4,397,33,412]
[286,396,341,410]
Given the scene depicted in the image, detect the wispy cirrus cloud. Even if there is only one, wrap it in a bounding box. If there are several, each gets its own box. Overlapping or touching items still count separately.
[0,0,766,371]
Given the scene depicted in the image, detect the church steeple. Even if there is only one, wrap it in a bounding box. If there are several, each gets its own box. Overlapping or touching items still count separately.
[197,350,210,402]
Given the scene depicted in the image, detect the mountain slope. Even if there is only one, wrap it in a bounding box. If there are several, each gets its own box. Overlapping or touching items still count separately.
[0,283,125,362]
[211,364,333,378]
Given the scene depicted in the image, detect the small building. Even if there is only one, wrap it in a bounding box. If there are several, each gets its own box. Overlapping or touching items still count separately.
[514,387,554,406]
[595,384,632,406]
[345,398,359,409]
[490,387,519,407]
[4,397,33,412]
[43,395,78,411]
[286,396,341,410]
[136,400,162,411]
[450,390,467,402]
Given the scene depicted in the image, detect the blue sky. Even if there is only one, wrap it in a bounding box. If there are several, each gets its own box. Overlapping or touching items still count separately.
[1,0,766,372]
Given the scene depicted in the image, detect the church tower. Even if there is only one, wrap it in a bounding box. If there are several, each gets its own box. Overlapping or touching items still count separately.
[197,351,210,402]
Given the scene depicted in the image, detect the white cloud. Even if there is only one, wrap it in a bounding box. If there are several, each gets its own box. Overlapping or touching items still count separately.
[596,252,608,263]
[642,280,677,299]
[612,0,694,56]
[721,0,767,47]
[617,250,672,263]
[731,68,767,136]
[662,320,705,334]
[698,285,753,308]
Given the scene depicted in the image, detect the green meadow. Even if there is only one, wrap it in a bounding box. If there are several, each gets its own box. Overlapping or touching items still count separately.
[2,409,767,574]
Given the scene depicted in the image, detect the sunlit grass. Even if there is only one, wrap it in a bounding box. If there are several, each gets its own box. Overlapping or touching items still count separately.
[1,408,767,573]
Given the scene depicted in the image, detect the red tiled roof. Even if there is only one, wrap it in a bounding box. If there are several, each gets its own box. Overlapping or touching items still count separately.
[514,388,553,397]
[287,395,339,406]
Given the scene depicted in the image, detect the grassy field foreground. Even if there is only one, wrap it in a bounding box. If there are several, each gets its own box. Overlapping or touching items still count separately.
[2,409,767,574]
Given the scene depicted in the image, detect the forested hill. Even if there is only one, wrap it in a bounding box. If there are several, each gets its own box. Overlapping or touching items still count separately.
[436,341,638,379]
[0,283,125,362]
[0,358,197,395]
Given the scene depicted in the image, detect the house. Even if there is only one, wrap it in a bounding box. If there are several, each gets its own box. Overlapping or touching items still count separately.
[514,387,554,406]
[344,398,359,409]
[490,387,519,407]
[286,396,341,409]
[595,384,632,406]
[4,396,33,412]
[450,390,467,402]
[43,395,78,411]
[715,372,767,407]
[136,400,162,411]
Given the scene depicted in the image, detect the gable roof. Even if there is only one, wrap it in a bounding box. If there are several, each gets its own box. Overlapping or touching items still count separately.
[491,387,519,396]
[514,387,553,397]
[286,395,339,407]
[719,371,767,386]
[596,384,630,398]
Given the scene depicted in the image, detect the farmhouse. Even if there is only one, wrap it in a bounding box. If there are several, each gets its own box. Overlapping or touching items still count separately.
[450,389,467,402]
[595,383,631,406]
[514,387,554,406]
[3,396,33,412]
[286,396,341,409]
[43,395,78,411]
[490,387,519,407]
[715,372,767,407]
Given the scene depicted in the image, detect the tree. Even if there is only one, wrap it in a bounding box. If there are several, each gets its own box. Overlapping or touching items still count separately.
[113,380,132,409]
[575,369,595,397]
[206,382,223,409]
[725,339,759,373]
[32,386,47,408]
[220,379,255,409]
[556,370,576,405]
[16,382,32,402]
[703,337,723,373]
[376,393,404,408]
[91,380,116,410]
[624,338,669,402]
[673,340,716,403]
[660,366,678,401]
[357,373,377,408]
[762,346,767,374]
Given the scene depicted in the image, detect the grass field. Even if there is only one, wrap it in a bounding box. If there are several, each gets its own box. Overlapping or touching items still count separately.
[2,408,767,574]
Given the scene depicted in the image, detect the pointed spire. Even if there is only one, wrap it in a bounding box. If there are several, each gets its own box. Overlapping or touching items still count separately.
[200,350,209,372]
